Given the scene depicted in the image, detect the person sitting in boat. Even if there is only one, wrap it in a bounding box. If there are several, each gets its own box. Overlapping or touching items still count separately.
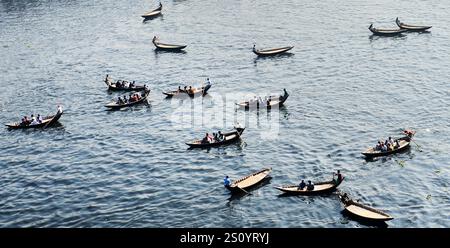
[375,141,382,151]
[298,180,306,190]
[20,116,29,126]
[105,74,109,82]
[380,143,388,152]
[57,105,63,114]
[130,81,135,88]
[201,133,211,144]
[206,78,211,85]
[333,170,343,183]
[306,181,314,191]
[31,116,40,125]
[123,95,128,103]
[224,176,231,187]
[217,131,224,141]
[188,86,194,94]
[178,86,182,92]
[37,114,43,123]
[394,140,400,149]
[184,86,187,92]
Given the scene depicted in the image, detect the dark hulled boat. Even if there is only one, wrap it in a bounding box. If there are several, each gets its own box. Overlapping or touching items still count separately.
[236,89,289,109]
[396,17,432,31]
[362,131,415,158]
[6,108,63,129]
[142,3,162,19]
[105,89,151,109]
[368,23,407,36]
[253,44,293,56]
[274,177,344,195]
[163,82,211,98]
[152,36,187,51]
[186,127,245,148]
[104,76,146,91]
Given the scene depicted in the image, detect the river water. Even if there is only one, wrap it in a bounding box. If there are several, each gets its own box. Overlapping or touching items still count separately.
[0,0,449,227]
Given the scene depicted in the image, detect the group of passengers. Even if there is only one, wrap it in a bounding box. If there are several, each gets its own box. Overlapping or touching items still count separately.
[297,170,343,191]
[374,137,400,152]
[116,92,142,105]
[201,131,225,144]
[105,75,137,89]
[20,114,43,126]
[176,78,211,94]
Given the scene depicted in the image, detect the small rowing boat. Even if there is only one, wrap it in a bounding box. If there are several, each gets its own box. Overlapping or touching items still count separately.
[186,127,245,148]
[274,177,344,195]
[104,76,146,91]
[339,193,393,222]
[152,36,187,51]
[142,3,162,19]
[6,107,63,129]
[368,23,407,36]
[396,17,432,31]
[163,81,211,98]
[236,89,289,109]
[362,131,415,158]
[253,44,293,56]
[226,168,272,193]
[105,89,151,109]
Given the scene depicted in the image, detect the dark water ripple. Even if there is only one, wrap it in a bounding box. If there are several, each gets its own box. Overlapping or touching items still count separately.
[0,0,449,227]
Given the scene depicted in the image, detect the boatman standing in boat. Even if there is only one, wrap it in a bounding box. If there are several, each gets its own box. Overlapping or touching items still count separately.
[57,105,63,114]
[224,176,231,187]
[333,170,343,183]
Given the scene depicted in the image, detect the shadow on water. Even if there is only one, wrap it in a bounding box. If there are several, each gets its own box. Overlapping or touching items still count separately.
[142,14,163,23]
[253,52,294,64]
[154,49,187,55]
[226,177,272,203]
[369,34,407,42]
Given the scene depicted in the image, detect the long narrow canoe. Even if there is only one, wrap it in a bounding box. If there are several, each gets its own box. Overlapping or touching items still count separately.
[104,77,146,91]
[368,24,407,36]
[396,17,432,31]
[253,45,293,56]
[226,168,272,193]
[6,110,63,129]
[186,128,245,148]
[153,36,187,51]
[163,83,211,98]
[105,89,151,109]
[142,3,162,19]
[362,132,415,158]
[237,89,289,109]
[340,194,393,222]
[274,177,344,195]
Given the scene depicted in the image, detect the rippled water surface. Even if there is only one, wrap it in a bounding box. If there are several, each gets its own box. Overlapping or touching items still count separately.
[0,0,449,227]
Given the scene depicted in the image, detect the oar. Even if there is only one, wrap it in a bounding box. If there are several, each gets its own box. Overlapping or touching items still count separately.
[400,131,422,152]
[237,187,251,195]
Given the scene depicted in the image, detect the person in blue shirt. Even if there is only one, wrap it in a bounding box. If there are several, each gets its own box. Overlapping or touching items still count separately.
[224,176,231,187]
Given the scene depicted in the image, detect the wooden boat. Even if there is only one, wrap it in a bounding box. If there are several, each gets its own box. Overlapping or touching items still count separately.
[396,17,432,31]
[163,82,211,98]
[253,44,293,56]
[226,168,272,193]
[274,177,344,195]
[6,109,63,129]
[141,3,162,19]
[152,36,187,51]
[368,24,407,36]
[105,89,151,109]
[104,76,146,92]
[236,89,289,109]
[362,131,415,158]
[186,127,245,148]
[339,194,393,222]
